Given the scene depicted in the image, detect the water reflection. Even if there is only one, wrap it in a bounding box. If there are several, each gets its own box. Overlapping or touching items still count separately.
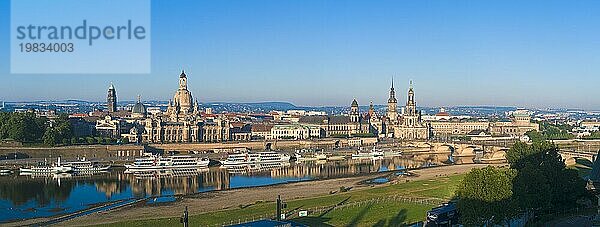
[0,155,443,223]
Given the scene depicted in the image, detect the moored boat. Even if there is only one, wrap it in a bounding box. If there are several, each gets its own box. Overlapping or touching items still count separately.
[125,155,210,170]
[0,169,12,175]
[383,149,403,157]
[222,151,290,166]
[351,147,384,159]
[19,157,73,173]
[63,157,111,172]
[224,162,291,174]
[295,152,328,161]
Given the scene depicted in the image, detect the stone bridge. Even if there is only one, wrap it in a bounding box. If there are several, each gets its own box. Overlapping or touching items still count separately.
[559,149,598,165]
[400,142,509,164]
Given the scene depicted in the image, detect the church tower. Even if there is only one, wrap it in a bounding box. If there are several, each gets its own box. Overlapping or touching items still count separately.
[350,99,360,123]
[386,78,398,123]
[166,70,197,121]
[179,70,188,90]
[403,81,419,127]
[395,80,429,140]
[107,83,117,113]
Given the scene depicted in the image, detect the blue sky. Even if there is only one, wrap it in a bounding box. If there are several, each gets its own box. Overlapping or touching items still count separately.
[1,0,599,109]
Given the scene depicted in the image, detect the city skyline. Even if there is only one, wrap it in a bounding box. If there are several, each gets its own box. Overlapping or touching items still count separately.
[2,0,600,109]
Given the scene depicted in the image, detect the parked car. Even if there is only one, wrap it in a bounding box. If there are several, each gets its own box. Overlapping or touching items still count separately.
[426,203,459,226]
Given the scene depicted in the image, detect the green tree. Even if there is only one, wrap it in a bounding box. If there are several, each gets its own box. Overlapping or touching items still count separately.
[0,112,10,139]
[456,166,518,225]
[506,141,559,170]
[42,128,57,146]
[525,130,544,143]
[7,113,44,142]
[507,141,587,213]
[40,114,73,146]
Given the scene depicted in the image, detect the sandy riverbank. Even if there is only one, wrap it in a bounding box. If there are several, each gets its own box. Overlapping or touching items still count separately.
[39,164,492,226]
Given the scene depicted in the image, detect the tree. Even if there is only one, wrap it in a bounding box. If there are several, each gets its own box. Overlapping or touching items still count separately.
[40,114,73,147]
[525,130,543,143]
[511,165,553,211]
[456,166,518,225]
[42,128,57,146]
[507,141,587,213]
[7,113,44,142]
[506,141,559,170]
[0,112,10,139]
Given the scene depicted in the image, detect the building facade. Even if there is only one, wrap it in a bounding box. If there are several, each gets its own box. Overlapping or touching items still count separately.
[139,71,231,143]
[271,124,321,140]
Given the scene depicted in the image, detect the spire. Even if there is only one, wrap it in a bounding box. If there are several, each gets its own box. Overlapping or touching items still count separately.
[179,70,188,89]
[351,98,359,107]
[388,77,397,103]
[137,95,141,103]
[109,82,115,90]
[407,80,415,105]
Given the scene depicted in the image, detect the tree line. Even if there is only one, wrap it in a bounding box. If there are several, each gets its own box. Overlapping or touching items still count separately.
[456,141,588,225]
[526,122,575,142]
[0,112,48,143]
[0,112,117,146]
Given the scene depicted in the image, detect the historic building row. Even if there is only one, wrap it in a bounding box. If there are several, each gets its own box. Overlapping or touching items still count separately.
[95,71,539,144]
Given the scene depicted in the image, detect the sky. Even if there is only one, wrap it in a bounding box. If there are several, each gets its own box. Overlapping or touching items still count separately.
[0,0,599,109]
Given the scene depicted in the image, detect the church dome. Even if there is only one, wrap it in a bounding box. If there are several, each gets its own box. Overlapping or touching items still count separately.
[132,95,147,115]
[174,90,193,108]
[169,70,195,114]
[132,102,146,114]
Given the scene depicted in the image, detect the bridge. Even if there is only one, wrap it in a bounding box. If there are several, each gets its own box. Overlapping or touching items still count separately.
[559,149,598,165]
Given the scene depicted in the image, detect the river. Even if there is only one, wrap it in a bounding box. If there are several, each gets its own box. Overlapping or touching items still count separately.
[0,154,447,223]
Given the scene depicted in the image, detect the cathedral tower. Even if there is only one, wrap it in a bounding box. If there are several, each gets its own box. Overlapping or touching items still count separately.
[386,78,398,123]
[396,80,429,140]
[350,99,360,123]
[107,83,117,113]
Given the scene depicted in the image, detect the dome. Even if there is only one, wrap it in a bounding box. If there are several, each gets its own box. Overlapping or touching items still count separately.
[132,95,147,115]
[132,102,146,114]
[173,90,193,109]
[351,99,358,107]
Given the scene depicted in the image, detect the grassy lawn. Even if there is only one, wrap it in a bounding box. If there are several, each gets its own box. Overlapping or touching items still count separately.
[294,202,432,226]
[99,173,465,227]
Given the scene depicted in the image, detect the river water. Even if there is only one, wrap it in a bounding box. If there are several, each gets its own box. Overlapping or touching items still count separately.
[0,154,447,223]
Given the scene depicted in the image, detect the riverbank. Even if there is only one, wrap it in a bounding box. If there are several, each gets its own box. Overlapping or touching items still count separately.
[48,164,490,226]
